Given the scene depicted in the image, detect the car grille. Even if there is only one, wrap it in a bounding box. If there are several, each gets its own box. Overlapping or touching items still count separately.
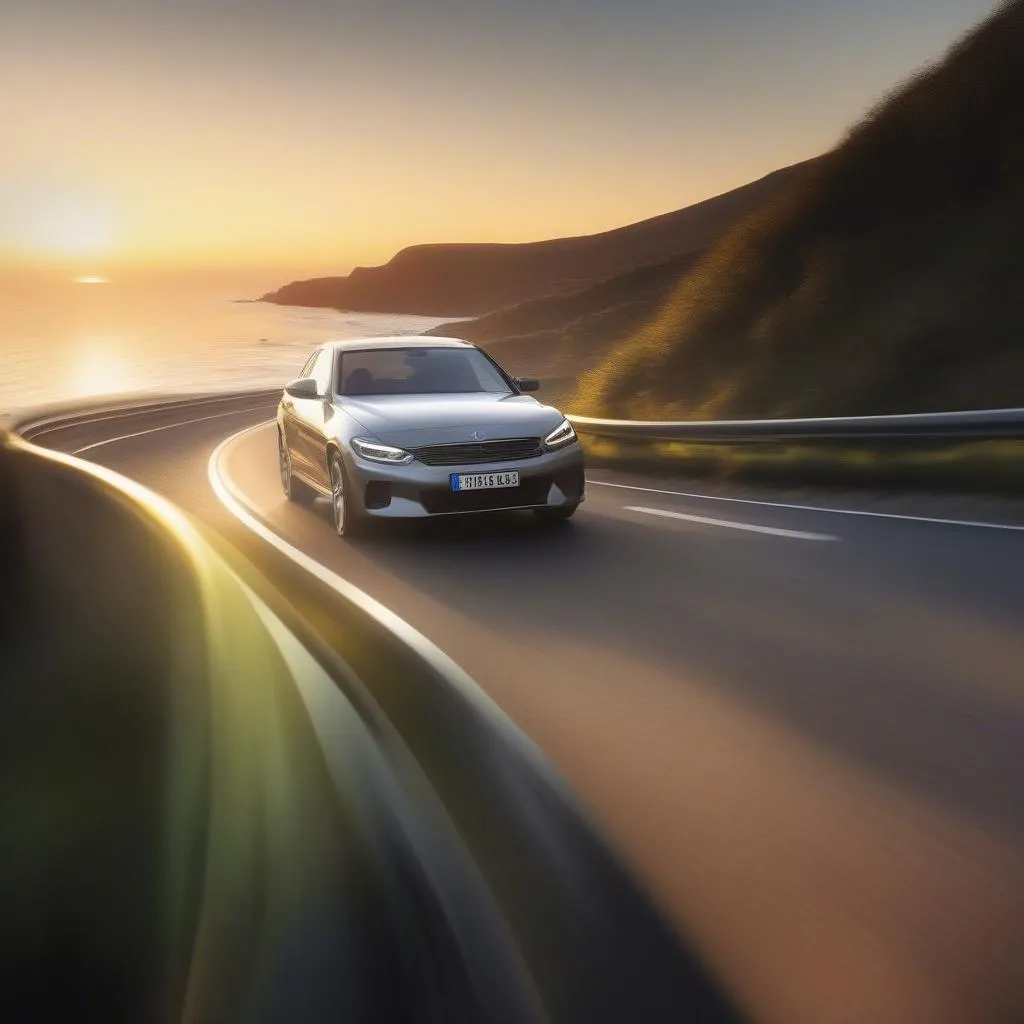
[419,476,552,514]
[411,437,542,467]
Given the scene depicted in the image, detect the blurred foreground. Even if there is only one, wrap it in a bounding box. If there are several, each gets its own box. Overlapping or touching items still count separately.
[0,430,735,1023]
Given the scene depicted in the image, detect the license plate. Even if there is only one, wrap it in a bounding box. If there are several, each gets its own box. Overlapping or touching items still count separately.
[450,470,520,492]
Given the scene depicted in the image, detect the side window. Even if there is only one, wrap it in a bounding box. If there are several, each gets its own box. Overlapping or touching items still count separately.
[310,350,333,396]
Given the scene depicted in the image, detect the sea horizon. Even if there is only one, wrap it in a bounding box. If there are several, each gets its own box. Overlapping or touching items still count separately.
[0,269,451,415]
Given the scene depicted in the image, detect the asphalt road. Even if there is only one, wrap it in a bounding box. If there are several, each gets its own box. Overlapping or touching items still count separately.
[41,394,1024,1024]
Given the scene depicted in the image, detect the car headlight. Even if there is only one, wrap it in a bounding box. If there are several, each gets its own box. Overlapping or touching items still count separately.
[543,418,577,450]
[351,437,414,465]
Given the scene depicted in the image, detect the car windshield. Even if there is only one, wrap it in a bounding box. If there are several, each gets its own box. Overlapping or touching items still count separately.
[336,347,513,397]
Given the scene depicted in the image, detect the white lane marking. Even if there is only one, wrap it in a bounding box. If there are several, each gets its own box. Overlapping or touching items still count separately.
[207,422,560,776]
[626,505,838,541]
[592,479,1024,533]
[71,405,271,454]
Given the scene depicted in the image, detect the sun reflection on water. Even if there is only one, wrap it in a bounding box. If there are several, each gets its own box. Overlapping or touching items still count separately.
[66,341,139,400]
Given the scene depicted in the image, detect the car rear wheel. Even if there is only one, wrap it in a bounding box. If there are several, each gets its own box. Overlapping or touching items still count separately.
[533,503,579,523]
[329,453,363,537]
[279,432,314,504]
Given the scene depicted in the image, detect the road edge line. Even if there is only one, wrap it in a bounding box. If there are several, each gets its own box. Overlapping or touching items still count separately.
[591,479,1024,532]
[625,506,838,541]
[207,420,559,768]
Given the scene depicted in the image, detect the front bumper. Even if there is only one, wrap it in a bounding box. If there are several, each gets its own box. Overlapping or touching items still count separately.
[343,443,585,519]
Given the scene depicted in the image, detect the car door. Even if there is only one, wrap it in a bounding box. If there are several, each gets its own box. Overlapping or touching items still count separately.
[281,351,317,477]
[292,347,334,490]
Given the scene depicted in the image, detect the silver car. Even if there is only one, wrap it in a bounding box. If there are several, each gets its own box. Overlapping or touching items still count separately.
[277,337,585,535]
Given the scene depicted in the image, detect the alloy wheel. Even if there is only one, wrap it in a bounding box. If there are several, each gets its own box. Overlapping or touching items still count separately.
[331,457,346,534]
[279,434,292,497]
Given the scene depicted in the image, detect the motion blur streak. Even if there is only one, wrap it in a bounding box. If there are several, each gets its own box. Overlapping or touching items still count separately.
[3,414,745,1023]
[1,437,356,1019]
[11,395,1024,1024]
[0,434,533,1022]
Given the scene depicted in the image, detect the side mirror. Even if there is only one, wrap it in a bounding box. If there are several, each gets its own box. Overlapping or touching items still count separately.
[284,377,319,399]
[514,377,540,393]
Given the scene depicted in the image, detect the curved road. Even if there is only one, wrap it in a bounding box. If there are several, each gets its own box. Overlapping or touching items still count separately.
[38,393,1024,1024]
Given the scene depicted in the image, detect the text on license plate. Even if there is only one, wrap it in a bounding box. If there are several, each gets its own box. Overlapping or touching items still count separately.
[450,471,520,492]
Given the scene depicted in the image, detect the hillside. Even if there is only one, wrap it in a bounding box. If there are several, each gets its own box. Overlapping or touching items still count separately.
[425,251,705,399]
[261,162,808,317]
[575,0,1024,419]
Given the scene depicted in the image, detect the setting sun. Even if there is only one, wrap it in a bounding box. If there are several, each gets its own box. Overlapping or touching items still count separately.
[73,275,109,285]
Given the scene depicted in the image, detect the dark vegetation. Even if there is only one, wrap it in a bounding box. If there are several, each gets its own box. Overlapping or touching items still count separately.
[426,250,704,400]
[576,0,1024,419]
[579,436,1024,496]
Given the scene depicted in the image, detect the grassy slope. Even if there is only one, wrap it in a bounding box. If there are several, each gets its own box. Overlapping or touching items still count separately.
[425,168,812,393]
[262,163,808,318]
[575,0,1024,420]
[426,251,703,397]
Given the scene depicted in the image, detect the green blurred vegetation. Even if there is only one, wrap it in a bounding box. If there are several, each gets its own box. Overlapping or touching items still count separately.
[575,1,1024,420]
[580,437,1024,494]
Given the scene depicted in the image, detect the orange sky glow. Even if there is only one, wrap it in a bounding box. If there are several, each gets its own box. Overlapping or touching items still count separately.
[1,0,998,275]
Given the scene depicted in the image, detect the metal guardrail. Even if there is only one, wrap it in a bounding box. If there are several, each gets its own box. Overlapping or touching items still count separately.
[17,388,1019,446]
[568,407,1024,442]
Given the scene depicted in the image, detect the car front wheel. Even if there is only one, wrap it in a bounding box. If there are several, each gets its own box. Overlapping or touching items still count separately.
[279,432,314,504]
[329,453,363,537]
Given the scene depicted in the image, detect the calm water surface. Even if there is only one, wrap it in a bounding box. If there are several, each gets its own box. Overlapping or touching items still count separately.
[0,269,451,414]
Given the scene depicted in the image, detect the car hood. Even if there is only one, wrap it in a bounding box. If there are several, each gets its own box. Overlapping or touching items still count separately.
[340,393,566,447]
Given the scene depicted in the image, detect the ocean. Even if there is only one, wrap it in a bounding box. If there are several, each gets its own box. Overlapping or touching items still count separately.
[0,269,452,415]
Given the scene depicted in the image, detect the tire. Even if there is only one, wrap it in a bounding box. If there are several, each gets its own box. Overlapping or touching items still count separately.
[533,503,579,523]
[279,431,314,504]
[329,452,364,537]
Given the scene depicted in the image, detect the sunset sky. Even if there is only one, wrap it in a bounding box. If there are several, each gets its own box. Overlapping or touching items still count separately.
[1,0,999,274]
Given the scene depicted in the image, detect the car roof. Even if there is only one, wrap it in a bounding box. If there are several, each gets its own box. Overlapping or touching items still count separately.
[320,335,471,353]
